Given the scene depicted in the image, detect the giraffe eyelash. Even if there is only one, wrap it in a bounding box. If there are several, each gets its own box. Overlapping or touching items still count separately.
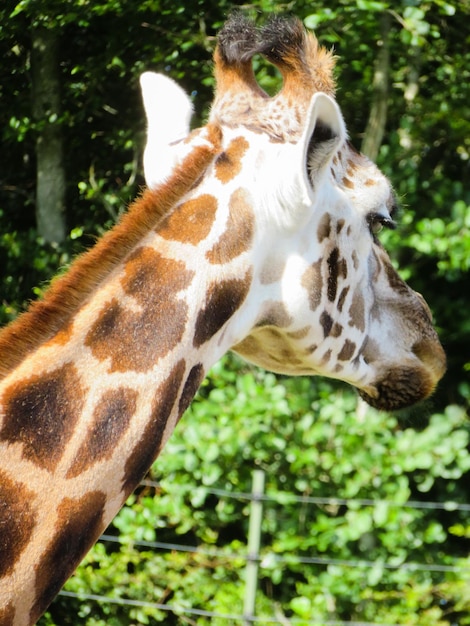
[366,212,397,235]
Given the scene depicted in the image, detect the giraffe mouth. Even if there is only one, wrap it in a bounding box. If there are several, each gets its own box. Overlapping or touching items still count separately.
[357,365,438,411]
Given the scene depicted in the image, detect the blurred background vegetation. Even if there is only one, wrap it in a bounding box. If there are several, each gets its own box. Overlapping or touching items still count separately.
[1,0,469,623]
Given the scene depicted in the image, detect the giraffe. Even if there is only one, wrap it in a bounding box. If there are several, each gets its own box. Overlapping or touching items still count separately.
[0,14,445,625]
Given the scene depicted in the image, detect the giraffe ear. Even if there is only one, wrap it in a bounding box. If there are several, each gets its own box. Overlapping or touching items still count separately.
[303,92,346,180]
[140,72,194,188]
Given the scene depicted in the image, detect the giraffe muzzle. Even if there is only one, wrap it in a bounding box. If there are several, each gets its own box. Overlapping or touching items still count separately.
[358,355,445,411]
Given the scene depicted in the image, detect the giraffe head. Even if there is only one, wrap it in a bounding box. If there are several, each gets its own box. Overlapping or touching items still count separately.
[142,14,445,410]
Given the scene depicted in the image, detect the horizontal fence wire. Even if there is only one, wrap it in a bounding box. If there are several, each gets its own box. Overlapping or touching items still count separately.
[98,533,470,574]
[140,478,470,512]
[58,590,404,626]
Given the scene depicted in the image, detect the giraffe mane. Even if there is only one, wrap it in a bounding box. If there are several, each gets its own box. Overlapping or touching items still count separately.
[0,124,222,380]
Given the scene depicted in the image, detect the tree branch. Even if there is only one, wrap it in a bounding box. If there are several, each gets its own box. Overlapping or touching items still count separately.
[361,12,391,162]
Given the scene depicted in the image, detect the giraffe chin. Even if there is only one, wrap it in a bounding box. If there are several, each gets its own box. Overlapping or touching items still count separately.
[357,366,438,411]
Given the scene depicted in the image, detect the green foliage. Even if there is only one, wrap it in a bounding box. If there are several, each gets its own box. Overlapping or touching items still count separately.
[409,201,470,278]
[0,226,79,324]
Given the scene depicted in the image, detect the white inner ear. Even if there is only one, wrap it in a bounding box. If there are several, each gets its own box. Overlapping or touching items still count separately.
[301,92,346,178]
[140,72,194,188]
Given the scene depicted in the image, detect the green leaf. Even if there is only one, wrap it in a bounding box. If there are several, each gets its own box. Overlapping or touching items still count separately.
[290,595,312,618]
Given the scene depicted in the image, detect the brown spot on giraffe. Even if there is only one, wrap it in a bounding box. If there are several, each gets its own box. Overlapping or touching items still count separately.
[331,322,343,338]
[157,194,218,245]
[66,387,138,478]
[317,213,331,242]
[256,301,293,328]
[85,248,194,372]
[31,491,107,624]
[337,286,350,313]
[338,339,356,361]
[0,471,37,578]
[0,363,84,471]
[361,336,380,364]
[214,136,249,183]
[0,603,15,625]
[346,159,358,174]
[327,248,338,301]
[327,247,348,302]
[122,360,186,495]
[302,259,323,311]
[320,310,334,337]
[351,250,359,271]
[305,344,318,354]
[206,188,254,264]
[349,291,366,332]
[178,363,205,418]
[193,270,252,348]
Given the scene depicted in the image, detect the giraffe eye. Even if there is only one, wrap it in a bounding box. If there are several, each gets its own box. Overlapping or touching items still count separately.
[367,212,396,235]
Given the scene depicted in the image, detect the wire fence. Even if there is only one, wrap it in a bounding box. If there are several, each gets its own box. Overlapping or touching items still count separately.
[57,470,470,625]
[141,477,470,512]
[94,532,469,574]
[57,591,409,626]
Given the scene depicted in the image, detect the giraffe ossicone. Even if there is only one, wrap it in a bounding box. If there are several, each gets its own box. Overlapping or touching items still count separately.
[0,14,445,625]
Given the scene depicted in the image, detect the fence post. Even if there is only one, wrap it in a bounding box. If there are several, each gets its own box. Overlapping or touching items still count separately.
[243,469,265,625]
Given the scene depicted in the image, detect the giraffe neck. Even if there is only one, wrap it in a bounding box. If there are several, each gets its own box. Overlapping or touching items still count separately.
[0,127,257,625]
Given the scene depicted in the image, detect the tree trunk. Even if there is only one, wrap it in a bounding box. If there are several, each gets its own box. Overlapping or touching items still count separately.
[361,13,391,162]
[31,23,66,243]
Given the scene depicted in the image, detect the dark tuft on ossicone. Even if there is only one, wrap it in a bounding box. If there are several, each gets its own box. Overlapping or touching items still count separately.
[257,16,305,67]
[217,12,259,64]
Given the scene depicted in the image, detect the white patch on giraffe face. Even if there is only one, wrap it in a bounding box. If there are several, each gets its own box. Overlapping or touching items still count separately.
[239,94,347,235]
